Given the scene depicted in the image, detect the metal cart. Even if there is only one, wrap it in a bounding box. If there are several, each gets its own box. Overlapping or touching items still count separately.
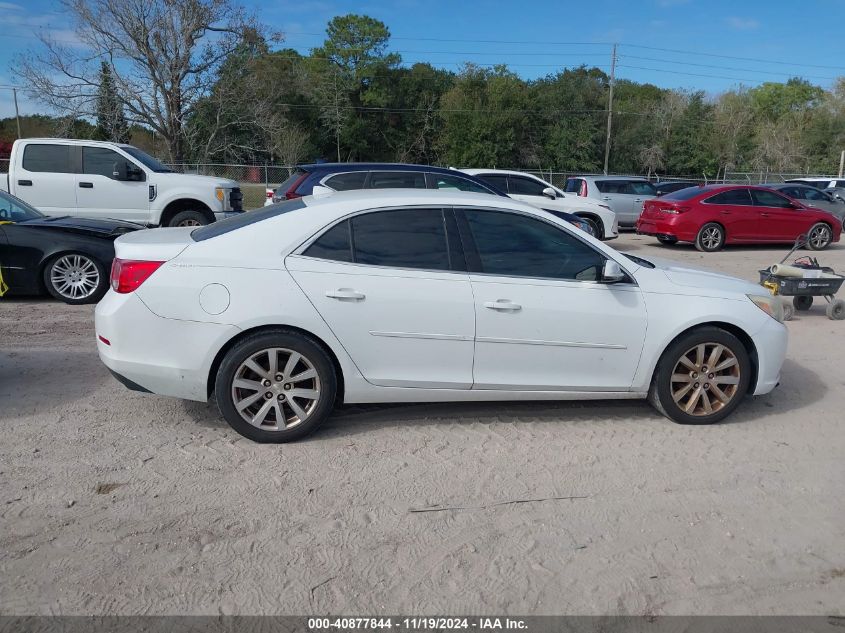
[758,234,845,321]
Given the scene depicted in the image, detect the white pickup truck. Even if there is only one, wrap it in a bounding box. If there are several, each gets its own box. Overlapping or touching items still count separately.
[1,138,243,227]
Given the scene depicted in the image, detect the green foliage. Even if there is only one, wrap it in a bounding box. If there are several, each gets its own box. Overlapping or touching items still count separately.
[94,63,130,143]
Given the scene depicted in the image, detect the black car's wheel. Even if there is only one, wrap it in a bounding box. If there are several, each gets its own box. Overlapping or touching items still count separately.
[43,252,108,304]
[657,236,678,245]
[793,295,813,311]
[579,216,603,240]
[169,210,210,227]
[649,327,751,425]
[695,223,725,252]
[806,222,833,250]
[215,329,337,443]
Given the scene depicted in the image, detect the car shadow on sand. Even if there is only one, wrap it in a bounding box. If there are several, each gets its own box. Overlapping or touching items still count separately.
[181,358,823,440]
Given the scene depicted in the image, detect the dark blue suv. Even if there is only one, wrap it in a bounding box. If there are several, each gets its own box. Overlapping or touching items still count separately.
[271,162,593,235]
[271,163,505,202]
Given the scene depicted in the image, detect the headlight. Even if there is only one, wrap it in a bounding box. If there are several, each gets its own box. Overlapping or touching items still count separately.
[215,187,225,202]
[747,294,784,322]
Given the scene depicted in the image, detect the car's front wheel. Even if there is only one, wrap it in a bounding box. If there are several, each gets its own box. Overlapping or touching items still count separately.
[649,327,751,425]
[579,216,603,240]
[169,210,210,227]
[43,252,108,304]
[806,222,833,250]
[215,330,337,442]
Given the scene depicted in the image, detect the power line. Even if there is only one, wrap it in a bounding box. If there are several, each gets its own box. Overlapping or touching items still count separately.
[622,55,837,81]
[618,64,762,83]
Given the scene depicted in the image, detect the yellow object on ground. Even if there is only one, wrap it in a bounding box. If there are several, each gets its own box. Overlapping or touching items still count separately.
[0,266,8,297]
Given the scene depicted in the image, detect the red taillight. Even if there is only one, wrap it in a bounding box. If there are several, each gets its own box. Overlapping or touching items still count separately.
[285,171,309,199]
[266,189,274,199]
[579,180,588,197]
[98,335,111,346]
[110,258,165,293]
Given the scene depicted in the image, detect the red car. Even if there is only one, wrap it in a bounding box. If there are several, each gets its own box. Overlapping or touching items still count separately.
[636,184,842,252]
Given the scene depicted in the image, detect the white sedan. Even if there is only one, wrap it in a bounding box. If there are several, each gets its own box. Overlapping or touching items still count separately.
[95,190,787,443]
[461,168,619,240]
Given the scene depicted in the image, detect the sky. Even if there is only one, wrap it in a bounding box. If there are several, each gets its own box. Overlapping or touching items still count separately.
[1,0,844,119]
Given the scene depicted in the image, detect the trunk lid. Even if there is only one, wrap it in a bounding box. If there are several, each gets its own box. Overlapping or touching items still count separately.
[113,227,194,261]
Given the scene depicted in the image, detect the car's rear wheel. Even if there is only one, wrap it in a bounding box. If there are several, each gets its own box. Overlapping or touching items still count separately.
[169,210,209,227]
[43,252,108,305]
[215,330,337,442]
[806,223,833,250]
[649,327,751,425]
[695,223,725,252]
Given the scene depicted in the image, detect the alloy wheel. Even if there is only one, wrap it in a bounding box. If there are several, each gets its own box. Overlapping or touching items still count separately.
[50,254,100,301]
[177,218,203,227]
[231,347,321,430]
[700,227,722,250]
[670,343,741,416]
[808,224,831,249]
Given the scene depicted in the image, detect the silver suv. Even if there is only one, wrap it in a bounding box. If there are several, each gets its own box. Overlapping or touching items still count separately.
[565,176,657,228]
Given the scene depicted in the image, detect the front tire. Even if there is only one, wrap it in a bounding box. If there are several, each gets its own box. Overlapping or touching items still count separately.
[43,253,108,305]
[649,327,751,425]
[695,223,725,252]
[169,210,210,227]
[579,216,603,240]
[215,330,337,443]
[806,223,833,250]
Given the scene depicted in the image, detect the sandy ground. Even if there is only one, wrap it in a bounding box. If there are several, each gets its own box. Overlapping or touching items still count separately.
[1,234,844,616]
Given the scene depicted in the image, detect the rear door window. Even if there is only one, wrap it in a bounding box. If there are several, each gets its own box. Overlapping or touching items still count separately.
[22,144,73,173]
[323,172,367,191]
[351,208,452,271]
[704,189,754,205]
[564,178,584,193]
[595,180,630,194]
[475,174,509,192]
[624,181,657,196]
[369,171,426,189]
[303,220,353,262]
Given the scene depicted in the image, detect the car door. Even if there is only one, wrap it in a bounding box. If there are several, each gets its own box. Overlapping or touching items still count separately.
[701,189,757,240]
[624,180,657,224]
[75,146,149,222]
[457,208,647,391]
[795,186,844,218]
[594,180,632,223]
[285,207,476,389]
[14,143,77,216]
[750,189,804,241]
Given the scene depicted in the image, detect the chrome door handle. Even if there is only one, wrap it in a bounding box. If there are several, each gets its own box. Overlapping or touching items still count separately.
[602,196,612,201]
[326,289,365,301]
[761,212,771,217]
[484,300,522,312]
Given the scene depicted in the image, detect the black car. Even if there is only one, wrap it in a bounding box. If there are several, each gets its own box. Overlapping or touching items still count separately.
[271,162,596,235]
[0,190,141,304]
[654,180,701,196]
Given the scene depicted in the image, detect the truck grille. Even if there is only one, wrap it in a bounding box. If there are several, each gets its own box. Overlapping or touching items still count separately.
[230,187,244,212]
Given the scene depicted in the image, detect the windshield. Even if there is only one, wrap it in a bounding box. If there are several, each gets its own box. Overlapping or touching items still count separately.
[0,190,43,222]
[122,146,174,173]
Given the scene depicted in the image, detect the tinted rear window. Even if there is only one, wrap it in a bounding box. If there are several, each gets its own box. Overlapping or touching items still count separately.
[475,174,510,192]
[564,178,584,193]
[304,220,353,262]
[705,189,754,205]
[369,171,426,189]
[191,199,306,241]
[324,172,367,191]
[662,187,704,201]
[22,144,73,173]
[351,208,450,270]
[276,169,306,195]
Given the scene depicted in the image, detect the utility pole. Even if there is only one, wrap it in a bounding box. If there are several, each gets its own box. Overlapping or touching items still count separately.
[12,88,22,138]
[603,44,617,176]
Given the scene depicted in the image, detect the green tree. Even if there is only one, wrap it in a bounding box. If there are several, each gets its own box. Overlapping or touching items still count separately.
[95,62,129,143]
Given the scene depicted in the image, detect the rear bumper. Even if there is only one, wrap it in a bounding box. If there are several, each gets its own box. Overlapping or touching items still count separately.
[95,291,239,401]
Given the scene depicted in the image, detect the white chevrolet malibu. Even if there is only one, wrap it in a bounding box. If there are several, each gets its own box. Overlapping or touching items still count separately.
[95,190,788,442]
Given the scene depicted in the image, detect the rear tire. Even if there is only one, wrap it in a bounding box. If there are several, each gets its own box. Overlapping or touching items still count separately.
[695,223,725,252]
[169,210,210,227]
[806,222,833,250]
[215,330,337,443]
[793,295,813,311]
[648,327,751,425]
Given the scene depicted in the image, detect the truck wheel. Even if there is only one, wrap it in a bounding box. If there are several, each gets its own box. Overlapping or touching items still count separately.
[169,210,209,227]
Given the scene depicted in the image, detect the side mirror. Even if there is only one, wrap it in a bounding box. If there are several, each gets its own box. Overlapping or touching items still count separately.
[542,186,557,200]
[112,161,128,181]
[602,260,626,284]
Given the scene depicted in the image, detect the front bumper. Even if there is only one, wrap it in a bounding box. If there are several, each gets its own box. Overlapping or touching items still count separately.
[751,316,788,396]
[95,291,239,401]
